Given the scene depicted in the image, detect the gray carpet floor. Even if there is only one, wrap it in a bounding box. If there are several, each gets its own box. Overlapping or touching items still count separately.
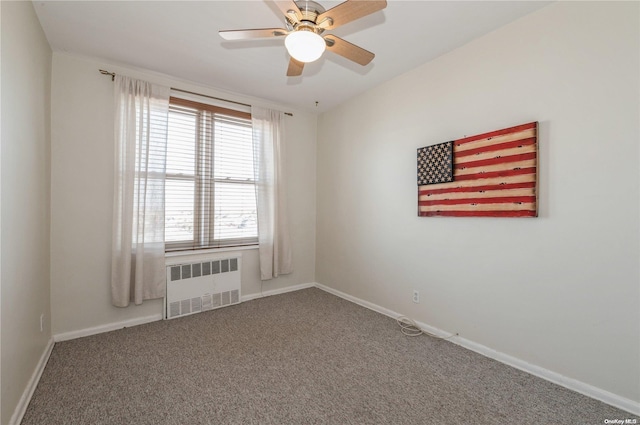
[22,288,637,424]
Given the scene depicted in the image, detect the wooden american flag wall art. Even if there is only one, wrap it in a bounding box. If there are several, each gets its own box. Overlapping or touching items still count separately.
[417,122,538,218]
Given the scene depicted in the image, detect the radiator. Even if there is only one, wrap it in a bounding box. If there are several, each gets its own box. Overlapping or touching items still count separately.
[165,255,241,320]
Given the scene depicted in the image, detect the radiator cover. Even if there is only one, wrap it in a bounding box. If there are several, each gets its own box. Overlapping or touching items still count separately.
[165,256,241,320]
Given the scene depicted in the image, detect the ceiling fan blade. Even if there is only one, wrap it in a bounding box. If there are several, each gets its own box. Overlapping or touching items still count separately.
[324,35,374,66]
[316,0,387,31]
[219,28,289,41]
[273,0,302,23]
[287,57,305,76]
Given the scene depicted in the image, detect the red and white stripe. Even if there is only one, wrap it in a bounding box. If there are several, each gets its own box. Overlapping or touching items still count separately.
[418,122,538,217]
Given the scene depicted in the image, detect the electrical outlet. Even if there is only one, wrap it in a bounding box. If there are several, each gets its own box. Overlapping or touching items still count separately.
[412,290,420,303]
[40,314,44,332]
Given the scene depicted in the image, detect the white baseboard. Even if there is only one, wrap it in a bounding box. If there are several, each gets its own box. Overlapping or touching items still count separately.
[13,282,314,425]
[53,314,163,342]
[314,283,640,416]
[241,282,315,302]
[33,283,640,417]
[10,337,55,425]
[54,283,317,342]
[315,283,401,321]
[447,331,640,416]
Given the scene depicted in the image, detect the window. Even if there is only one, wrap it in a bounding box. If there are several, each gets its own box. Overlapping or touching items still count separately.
[165,97,257,251]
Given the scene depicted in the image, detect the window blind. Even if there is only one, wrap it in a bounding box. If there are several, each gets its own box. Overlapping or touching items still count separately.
[165,97,257,251]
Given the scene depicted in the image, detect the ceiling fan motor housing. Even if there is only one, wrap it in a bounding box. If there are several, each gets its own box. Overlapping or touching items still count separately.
[287,0,328,34]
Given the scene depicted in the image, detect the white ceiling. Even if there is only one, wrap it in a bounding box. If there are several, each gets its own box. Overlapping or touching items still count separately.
[33,0,550,113]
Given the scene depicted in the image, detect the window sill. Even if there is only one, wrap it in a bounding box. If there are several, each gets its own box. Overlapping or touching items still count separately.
[165,245,258,265]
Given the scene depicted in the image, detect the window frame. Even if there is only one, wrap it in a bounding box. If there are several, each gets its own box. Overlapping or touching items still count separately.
[165,97,257,252]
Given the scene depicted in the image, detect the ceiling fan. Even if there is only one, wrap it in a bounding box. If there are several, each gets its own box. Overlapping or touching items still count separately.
[219,0,387,76]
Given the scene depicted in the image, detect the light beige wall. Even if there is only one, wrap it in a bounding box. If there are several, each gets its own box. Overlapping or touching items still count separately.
[0,2,52,424]
[50,53,316,336]
[316,2,639,403]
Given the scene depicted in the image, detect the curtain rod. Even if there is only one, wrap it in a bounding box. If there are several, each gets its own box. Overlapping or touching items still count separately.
[99,69,293,116]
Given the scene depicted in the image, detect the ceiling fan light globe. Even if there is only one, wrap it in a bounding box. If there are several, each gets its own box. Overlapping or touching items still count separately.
[285,31,326,63]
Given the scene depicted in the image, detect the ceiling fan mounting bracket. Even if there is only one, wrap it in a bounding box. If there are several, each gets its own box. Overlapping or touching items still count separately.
[285,10,300,24]
[316,17,334,29]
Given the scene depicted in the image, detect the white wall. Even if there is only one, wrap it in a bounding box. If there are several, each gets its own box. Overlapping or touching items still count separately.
[0,2,52,424]
[50,53,316,336]
[316,1,639,405]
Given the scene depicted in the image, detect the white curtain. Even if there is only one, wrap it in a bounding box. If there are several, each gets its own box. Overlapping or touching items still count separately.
[252,107,293,280]
[111,75,170,307]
